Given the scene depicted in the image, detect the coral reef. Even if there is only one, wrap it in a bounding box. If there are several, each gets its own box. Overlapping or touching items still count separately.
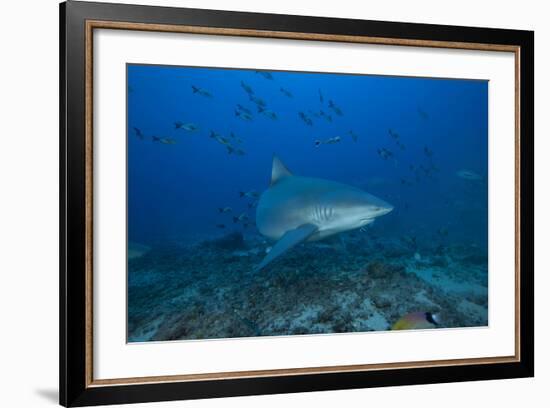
[128,231,488,342]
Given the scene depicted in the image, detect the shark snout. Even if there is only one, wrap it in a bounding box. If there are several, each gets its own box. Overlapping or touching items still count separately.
[358,203,392,225]
[369,196,393,217]
[378,204,393,216]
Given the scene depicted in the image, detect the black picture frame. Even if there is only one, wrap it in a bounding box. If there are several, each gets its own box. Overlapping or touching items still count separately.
[60,1,534,406]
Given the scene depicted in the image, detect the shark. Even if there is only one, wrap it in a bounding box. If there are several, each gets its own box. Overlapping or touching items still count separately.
[255,156,393,271]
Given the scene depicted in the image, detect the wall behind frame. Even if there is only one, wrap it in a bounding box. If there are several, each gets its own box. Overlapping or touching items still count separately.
[0,0,545,408]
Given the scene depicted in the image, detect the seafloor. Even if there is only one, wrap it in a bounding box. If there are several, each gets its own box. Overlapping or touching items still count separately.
[127,231,488,342]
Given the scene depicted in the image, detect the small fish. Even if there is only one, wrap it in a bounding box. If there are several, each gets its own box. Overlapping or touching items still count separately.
[328,100,343,116]
[392,312,440,330]
[228,146,245,156]
[239,190,259,199]
[132,127,144,140]
[191,85,212,98]
[235,109,253,121]
[258,106,278,120]
[229,132,244,144]
[210,131,231,147]
[249,94,267,107]
[209,130,221,139]
[255,70,273,80]
[315,136,341,147]
[218,137,232,146]
[418,108,429,120]
[248,201,258,209]
[377,147,393,160]
[218,207,232,213]
[347,130,359,142]
[152,136,177,145]
[401,235,417,249]
[388,129,399,140]
[319,89,324,104]
[280,87,293,98]
[308,109,321,119]
[437,227,449,237]
[216,224,226,229]
[298,111,313,126]
[319,110,332,122]
[175,122,199,132]
[456,169,483,181]
[396,140,406,150]
[236,104,252,115]
[427,164,439,174]
[240,80,254,95]
[424,146,433,158]
[233,212,249,223]
[400,178,413,186]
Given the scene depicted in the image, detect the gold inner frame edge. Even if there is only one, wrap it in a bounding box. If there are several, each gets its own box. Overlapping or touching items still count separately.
[84,19,521,388]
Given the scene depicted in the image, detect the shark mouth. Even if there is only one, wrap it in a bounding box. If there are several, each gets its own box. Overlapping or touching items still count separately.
[359,218,375,226]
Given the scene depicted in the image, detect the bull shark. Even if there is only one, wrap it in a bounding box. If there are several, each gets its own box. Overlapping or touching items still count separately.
[255,156,393,271]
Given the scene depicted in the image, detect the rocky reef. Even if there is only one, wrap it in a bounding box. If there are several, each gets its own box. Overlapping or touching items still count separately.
[127,230,488,342]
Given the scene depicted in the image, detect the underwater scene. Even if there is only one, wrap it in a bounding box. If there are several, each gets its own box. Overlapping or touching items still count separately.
[127,64,488,342]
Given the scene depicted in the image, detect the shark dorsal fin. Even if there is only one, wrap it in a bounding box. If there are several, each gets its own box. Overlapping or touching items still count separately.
[271,156,293,186]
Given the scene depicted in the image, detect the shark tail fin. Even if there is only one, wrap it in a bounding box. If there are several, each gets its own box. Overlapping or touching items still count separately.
[191,85,198,93]
[315,140,321,147]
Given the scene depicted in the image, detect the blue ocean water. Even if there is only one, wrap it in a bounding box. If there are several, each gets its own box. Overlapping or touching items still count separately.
[127,64,488,342]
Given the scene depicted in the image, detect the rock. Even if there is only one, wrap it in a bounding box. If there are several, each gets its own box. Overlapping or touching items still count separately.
[365,261,406,279]
[461,253,488,266]
[372,296,391,309]
[203,232,246,251]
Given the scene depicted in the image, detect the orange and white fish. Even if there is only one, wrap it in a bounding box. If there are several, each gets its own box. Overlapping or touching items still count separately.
[391,312,440,330]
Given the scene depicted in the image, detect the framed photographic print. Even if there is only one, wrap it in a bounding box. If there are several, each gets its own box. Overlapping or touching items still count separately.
[59,1,534,406]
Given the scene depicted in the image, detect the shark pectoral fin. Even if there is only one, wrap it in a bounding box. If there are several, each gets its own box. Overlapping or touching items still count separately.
[254,224,318,272]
